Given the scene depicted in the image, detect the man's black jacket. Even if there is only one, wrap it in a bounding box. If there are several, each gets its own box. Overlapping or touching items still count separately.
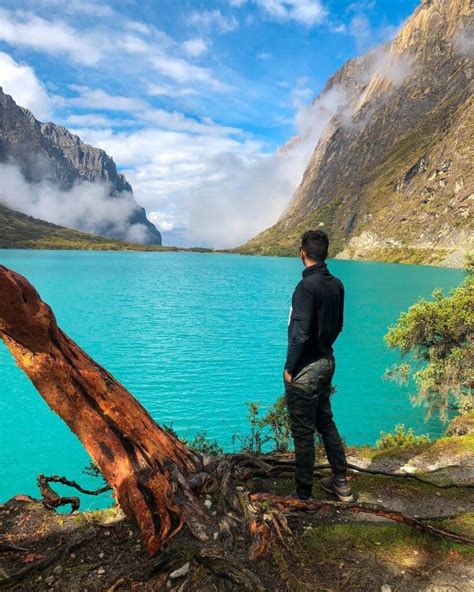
[285,262,344,376]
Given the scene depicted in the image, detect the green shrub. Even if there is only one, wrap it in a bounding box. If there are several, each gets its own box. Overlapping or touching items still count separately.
[232,395,293,454]
[260,395,292,452]
[385,258,473,422]
[232,401,272,454]
[163,423,223,455]
[376,424,431,450]
[83,461,103,479]
[189,431,223,456]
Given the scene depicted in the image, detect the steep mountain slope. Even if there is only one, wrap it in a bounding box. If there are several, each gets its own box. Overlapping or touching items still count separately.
[241,0,473,266]
[0,89,161,245]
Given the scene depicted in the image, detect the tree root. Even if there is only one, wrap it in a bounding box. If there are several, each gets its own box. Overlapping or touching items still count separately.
[197,548,266,591]
[39,474,111,496]
[232,454,474,489]
[248,518,271,561]
[37,475,80,512]
[36,473,112,512]
[249,492,474,547]
[0,544,30,554]
[345,462,474,490]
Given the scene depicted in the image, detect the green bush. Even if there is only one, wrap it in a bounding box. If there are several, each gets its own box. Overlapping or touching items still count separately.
[163,423,223,455]
[376,424,431,450]
[385,259,473,422]
[232,397,292,455]
[232,402,271,454]
[189,431,224,456]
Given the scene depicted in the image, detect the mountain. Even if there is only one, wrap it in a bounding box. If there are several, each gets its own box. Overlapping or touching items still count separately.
[0,202,152,250]
[0,203,214,252]
[241,0,473,267]
[0,88,162,245]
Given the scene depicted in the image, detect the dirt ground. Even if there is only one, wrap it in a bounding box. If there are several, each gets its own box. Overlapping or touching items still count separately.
[1,448,473,592]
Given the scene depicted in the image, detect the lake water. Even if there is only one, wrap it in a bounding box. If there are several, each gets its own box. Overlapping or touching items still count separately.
[0,251,464,509]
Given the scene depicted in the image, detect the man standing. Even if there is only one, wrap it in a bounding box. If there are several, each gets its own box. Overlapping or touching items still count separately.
[284,230,353,502]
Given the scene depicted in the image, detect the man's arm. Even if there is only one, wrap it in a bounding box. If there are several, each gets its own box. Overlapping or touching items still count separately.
[337,282,345,334]
[284,283,316,377]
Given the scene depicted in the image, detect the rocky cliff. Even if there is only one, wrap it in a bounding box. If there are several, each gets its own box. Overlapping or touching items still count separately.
[241,0,473,266]
[0,89,161,245]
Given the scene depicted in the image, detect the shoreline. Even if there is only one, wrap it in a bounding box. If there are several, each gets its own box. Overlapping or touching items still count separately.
[0,245,469,269]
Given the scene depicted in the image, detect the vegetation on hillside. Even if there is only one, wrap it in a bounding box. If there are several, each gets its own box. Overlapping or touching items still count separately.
[0,204,210,252]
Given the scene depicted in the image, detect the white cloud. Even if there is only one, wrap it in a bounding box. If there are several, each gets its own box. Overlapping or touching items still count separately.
[372,50,413,87]
[139,109,243,136]
[66,85,149,112]
[116,28,229,90]
[125,20,153,36]
[343,3,402,52]
[0,52,53,120]
[183,37,208,57]
[150,53,231,91]
[0,7,228,95]
[69,73,349,249]
[231,1,328,27]
[188,10,239,34]
[0,9,105,65]
[37,0,115,17]
[148,211,176,232]
[346,1,376,12]
[0,161,151,243]
[257,51,272,60]
[121,34,152,55]
[454,27,474,58]
[329,22,346,33]
[147,84,199,98]
[347,14,372,52]
[65,113,135,128]
[291,79,348,144]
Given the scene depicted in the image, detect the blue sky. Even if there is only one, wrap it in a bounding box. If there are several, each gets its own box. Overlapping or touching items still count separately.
[0,0,420,246]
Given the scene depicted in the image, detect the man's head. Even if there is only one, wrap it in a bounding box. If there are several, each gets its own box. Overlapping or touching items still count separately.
[300,230,329,266]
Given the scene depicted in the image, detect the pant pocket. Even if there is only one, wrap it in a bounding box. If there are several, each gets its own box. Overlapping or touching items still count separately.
[299,358,333,393]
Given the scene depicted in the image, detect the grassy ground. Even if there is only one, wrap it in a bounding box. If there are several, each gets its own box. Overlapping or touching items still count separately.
[1,429,473,591]
[273,521,473,592]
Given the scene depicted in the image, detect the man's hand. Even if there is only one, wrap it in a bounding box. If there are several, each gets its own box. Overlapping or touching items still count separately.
[283,370,292,383]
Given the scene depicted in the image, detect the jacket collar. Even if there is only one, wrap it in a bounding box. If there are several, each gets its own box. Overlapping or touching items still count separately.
[302,261,328,278]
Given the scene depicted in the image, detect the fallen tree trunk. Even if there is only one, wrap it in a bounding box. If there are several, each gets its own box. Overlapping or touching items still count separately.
[0,265,209,555]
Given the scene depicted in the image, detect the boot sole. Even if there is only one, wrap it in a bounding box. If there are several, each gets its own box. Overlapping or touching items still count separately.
[319,481,354,503]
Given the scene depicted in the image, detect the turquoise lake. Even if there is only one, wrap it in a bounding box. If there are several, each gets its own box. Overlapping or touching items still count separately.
[0,250,464,509]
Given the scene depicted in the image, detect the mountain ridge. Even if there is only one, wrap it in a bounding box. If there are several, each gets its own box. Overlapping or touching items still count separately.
[0,88,162,245]
[240,0,473,267]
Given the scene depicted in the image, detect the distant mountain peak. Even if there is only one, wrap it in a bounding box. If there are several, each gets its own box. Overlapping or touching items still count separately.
[0,88,161,245]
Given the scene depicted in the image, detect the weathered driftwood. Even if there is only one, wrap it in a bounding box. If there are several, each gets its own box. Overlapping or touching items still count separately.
[0,265,209,555]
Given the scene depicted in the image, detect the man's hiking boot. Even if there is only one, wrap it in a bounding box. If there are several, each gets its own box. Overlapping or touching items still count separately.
[319,476,354,502]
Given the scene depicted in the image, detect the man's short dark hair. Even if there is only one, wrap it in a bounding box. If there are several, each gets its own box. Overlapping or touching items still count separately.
[301,230,329,262]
